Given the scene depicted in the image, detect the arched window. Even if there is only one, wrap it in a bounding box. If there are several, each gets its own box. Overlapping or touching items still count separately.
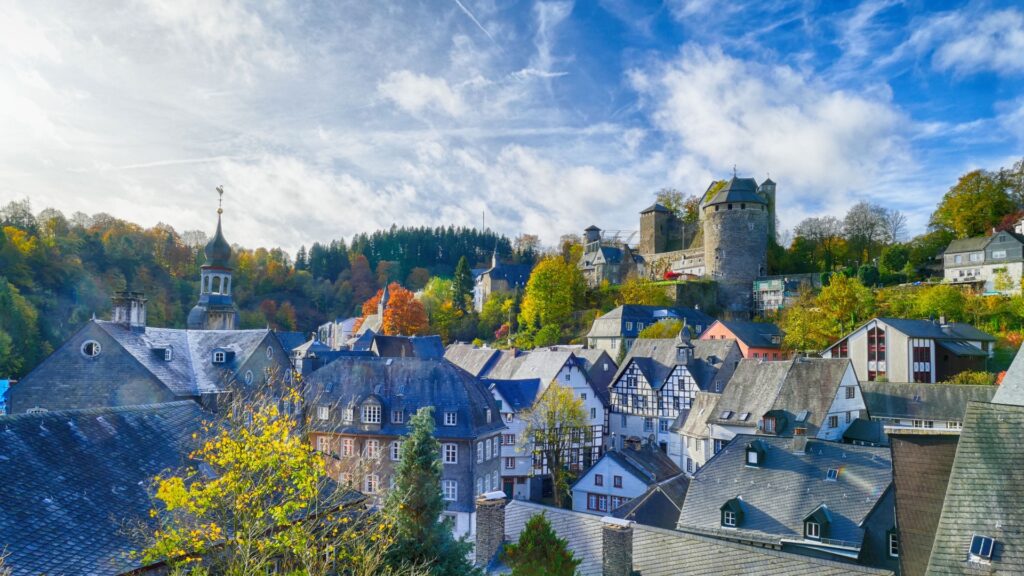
[213,276,222,294]
[81,340,102,358]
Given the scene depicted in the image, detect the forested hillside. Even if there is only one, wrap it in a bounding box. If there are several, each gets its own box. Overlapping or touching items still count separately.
[0,199,517,378]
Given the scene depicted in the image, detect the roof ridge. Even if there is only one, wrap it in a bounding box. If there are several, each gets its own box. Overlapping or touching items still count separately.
[0,400,200,422]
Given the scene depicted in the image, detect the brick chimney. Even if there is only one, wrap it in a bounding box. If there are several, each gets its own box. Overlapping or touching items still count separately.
[602,516,634,576]
[475,491,507,568]
[111,291,147,331]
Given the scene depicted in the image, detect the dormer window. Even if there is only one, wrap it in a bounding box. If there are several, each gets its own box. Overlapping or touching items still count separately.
[762,416,776,434]
[444,411,457,426]
[803,505,832,541]
[391,409,404,424]
[969,534,994,563]
[164,348,173,361]
[720,498,744,528]
[213,351,226,364]
[806,521,821,540]
[362,404,381,424]
[723,509,737,527]
[317,406,329,420]
[745,441,766,467]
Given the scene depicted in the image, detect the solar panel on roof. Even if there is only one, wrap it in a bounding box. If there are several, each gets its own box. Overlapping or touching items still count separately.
[970,535,994,560]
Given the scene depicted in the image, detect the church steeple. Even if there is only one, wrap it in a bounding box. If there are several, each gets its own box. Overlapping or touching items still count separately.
[187,186,240,331]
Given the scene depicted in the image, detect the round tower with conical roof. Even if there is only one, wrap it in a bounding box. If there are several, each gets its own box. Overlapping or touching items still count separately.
[702,175,770,317]
[188,186,240,330]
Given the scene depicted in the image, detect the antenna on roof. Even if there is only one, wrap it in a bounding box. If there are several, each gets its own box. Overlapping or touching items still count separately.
[732,164,737,177]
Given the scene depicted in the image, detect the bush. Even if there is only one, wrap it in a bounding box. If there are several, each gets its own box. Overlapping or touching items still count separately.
[944,370,996,386]
[533,324,561,347]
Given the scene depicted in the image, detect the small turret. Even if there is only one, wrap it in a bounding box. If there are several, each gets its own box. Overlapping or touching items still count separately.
[676,320,694,364]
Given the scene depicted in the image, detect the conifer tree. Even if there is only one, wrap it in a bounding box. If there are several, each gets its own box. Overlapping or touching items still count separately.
[385,408,479,576]
[452,256,474,311]
[503,512,580,576]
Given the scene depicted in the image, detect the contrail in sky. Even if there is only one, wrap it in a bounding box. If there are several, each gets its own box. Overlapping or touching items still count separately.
[453,0,497,43]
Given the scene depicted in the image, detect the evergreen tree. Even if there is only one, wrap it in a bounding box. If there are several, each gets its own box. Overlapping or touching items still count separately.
[503,512,580,576]
[452,256,474,311]
[385,408,479,576]
[295,245,308,271]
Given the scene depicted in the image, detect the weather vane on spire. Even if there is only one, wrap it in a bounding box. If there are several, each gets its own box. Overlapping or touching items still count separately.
[732,164,737,177]
[216,185,224,215]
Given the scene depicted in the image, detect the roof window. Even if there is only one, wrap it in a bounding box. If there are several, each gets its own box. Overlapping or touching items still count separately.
[720,410,733,420]
[81,340,102,358]
[969,534,994,563]
[739,412,750,421]
[825,468,839,481]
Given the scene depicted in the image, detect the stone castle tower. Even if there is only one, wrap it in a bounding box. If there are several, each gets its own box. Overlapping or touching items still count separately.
[187,187,240,330]
[701,176,771,315]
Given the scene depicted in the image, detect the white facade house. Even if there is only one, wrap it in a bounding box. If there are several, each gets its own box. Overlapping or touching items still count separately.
[570,445,681,515]
[943,228,1024,295]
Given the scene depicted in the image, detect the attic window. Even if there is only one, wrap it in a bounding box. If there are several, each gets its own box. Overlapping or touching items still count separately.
[723,509,737,527]
[444,411,457,426]
[81,340,102,358]
[164,348,173,361]
[266,345,274,359]
[745,441,766,467]
[213,351,226,364]
[806,521,821,540]
[720,410,733,420]
[762,416,777,434]
[796,410,809,423]
[969,535,994,563]
[739,412,750,421]
[826,468,839,481]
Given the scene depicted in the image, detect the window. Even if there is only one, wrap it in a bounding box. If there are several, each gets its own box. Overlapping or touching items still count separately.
[889,531,899,558]
[476,442,484,463]
[992,249,1007,259]
[365,439,380,459]
[316,436,330,453]
[625,321,633,331]
[364,474,379,494]
[620,414,627,427]
[686,458,693,474]
[362,404,381,424]
[486,409,492,423]
[590,407,597,419]
[867,325,886,365]
[587,494,609,512]
[954,254,963,264]
[720,410,733,420]
[580,392,587,401]
[610,496,628,509]
[266,345,274,359]
[339,472,352,486]
[828,415,839,429]
[613,475,622,488]
[845,386,856,399]
[504,412,514,424]
[443,443,458,464]
[484,439,492,460]
[762,416,776,434]
[505,457,516,469]
[846,411,852,424]
[477,478,484,495]
[317,406,330,420]
[81,340,103,358]
[440,477,456,500]
[213,350,225,364]
[644,418,654,432]
[503,433,516,445]
[391,409,404,424]
[564,373,570,382]
[969,252,982,262]
[595,474,604,486]
[164,348,173,361]
[739,412,750,422]
[948,420,962,429]
[913,419,924,428]
[826,468,839,481]
[969,534,994,562]
[244,370,253,385]
[659,419,670,433]
[341,438,354,457]
[444,411,457,426]
[391,440,402,461]
[492,471,499,491]
[493,437,500,457]
[806,521,821,540]
[723,510,736,527]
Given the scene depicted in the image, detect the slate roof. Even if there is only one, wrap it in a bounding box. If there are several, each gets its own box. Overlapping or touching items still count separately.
[613,446,683,483]
[677,391,721,435]
[889,434,960,576]
[926,401,1024,574]
[444,343,503,378]
[710,358,853,438]
[612,338,737,392]
[586,305,715,339]
[567,348,617,404]
[483,348,579,386]
[372,335,445,359]
[483,263,532,286]
[294,337,332,357]
[485,379,542,412]
[0,401,206,576]
[640,202,672,214]
[703,176,766,206]
[944,236,993,255]
[678,435,893,551]
[610,473,690,529]
[860,381,997,422]
[274,331,309,353]
[502,500,893,576]
[843,417,887,446]
[711,320,784,349]
[303,357,504,440]
[993,343,1024,406]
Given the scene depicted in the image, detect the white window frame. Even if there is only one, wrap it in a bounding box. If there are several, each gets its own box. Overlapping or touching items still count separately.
[365,439,380,459]
[889,532,899,558]
[317,406,329,420]
[364,474,379,494]
[390,440,402,461]
[723,510,736,527]
[806,521,821,540]
[316,436,330,453]
[443,443,458,464]
[505,457,516,470]
[476,441,483,463]
[391,409,404,424]
[443,411,457,426]
[164,348,173,361]
[341,438,354,457]
[362,404,381,424]
[213,351,225,363]
[442,479,458,501]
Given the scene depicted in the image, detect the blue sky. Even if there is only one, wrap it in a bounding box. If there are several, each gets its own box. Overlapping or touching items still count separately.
[1,0,1022,252]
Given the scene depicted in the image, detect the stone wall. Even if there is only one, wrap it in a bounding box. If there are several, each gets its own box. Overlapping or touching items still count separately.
[702,202,769,317]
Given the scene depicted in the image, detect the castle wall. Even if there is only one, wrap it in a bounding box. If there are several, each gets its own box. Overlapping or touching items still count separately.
[703,202,769,316]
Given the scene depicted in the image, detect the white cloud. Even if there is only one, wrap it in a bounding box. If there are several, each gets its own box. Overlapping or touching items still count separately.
[902,7,1024,76]
[631,45,911,230]
[378,70,467,118]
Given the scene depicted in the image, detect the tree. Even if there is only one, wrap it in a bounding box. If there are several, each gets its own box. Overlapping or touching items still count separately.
[638,319,683,339]
[930,169,1016,238]
[815,274,875,340]
[857,265,880,287]
[519,257,585,336]
[384,408,478,576]
[379,283,429,336]
[843,201,888,262]
[882,209,908,244]
[654,188,700,223]
[616,277,673,307]
[915,284,967,322]
[503,513,580,576]
[779,290,831,353]
[521,383,587,508]
[295,245,308,271]
[143,390,417,576]
[879,244,909,274]
[406,267,431,291]
[452,256,474,311]
[794,216,844,270]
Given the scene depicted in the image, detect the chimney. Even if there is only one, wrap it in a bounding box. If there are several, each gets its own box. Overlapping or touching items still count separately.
[111,291,147,331]
[939,315,947,326]
[792,427,808,454]
[601,517,634,576]
[474,491,507,567]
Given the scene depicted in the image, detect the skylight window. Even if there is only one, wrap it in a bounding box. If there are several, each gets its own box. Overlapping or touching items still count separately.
[969,535,994,562]
[826,468,839,481]
[796,410,809,422]
[720,410,733,420]
[739,412,750,421]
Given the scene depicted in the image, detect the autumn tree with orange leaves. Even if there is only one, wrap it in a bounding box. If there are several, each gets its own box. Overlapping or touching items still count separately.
[361,282,429,336]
